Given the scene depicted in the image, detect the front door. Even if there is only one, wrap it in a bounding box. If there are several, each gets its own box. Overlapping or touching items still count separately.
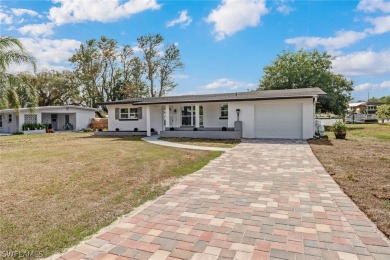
[51,114,57,130]
[163,106,174,128]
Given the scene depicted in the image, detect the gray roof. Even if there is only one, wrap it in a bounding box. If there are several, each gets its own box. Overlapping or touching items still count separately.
[100,87,326,105]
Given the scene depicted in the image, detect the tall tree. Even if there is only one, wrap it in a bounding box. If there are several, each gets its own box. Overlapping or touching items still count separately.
[19,70,81,106]
[0,36,37,109]
[137,34,163,97]
[158,43,184,96]
[369,96,390,104]
[258,49,353,115]
[137,34,184,97]
[69,39,102,107]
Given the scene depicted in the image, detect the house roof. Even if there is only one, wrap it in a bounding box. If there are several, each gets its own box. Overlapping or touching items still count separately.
[0,105,97,113]
[100,87,326,105]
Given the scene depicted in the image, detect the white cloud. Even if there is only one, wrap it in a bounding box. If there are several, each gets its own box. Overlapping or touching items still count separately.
[203,78,256,90]
[8,38,81,73]
[365,15,390,34]
[11,8,41,17]
[18,23,54,37]
[357,0,390,13]
[48,0,160,25]
[16,0,160,36]
[166,10,192,28]
[332,49,390,76]
[285,30,367,51]
[354,81,390,92]
[276,0,294,14]
[0,11,13,24]
[206,0,268,41]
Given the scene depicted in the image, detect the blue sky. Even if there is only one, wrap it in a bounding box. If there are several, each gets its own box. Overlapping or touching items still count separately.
[1,0,389,101]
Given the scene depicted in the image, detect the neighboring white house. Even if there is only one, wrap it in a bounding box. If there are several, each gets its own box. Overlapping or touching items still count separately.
[0,105,97,133]
[101,88,326,139]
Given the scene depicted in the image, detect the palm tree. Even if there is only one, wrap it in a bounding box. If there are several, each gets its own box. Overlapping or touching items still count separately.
[0,36,37,109]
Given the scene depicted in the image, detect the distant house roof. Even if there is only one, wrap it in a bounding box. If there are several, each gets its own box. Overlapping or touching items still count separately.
[349,102,366,108]
[0,105,97,113]
[100,87,326,105]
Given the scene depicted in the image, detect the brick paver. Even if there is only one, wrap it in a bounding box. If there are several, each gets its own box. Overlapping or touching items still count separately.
[55,139,390,260]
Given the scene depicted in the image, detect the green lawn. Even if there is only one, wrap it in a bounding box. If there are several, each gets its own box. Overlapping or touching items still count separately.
[346,123,390,141]
[0,133,222,257]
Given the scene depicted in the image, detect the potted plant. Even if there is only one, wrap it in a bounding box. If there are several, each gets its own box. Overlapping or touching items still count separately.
[332,121,347,139]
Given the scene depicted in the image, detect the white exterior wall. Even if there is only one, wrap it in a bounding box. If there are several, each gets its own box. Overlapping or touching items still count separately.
[0,112,18,133]
[150,106,163,132]
[107,98,315,138]
[228,98,314,139]
[74,110,95,130]
[0,106,95,132]
[202,103,228,128]
[108,103,229,132]
[107,104,147,131]
[228,102,255,138]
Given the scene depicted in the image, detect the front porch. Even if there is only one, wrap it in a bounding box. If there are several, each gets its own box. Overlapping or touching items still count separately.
[160,121,242,140]
[41,113,76,131]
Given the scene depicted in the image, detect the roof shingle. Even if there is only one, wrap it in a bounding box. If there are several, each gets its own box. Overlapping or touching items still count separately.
[100,87,326,105]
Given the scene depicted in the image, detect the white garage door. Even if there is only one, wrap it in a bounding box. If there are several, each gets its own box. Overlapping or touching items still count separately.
[255,103,303,139]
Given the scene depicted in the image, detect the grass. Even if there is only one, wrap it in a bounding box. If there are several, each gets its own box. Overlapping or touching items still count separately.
[0,133,222,257]
[309,123,390,238]
[159,137,240,148]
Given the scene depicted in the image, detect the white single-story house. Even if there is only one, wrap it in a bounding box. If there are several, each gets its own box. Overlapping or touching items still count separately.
[0,105,97,133]
[100,87,326,139]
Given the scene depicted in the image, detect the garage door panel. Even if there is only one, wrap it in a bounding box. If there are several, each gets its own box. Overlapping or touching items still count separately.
[255,103,302,139]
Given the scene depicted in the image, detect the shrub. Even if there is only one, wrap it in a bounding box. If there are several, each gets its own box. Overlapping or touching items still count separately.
[332,121,347,139]
[12,131,24,135]
[376,104,390,124]
[332,121,347,133]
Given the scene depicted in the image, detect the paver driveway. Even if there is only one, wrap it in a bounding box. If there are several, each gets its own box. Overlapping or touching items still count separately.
[58,140,390,260]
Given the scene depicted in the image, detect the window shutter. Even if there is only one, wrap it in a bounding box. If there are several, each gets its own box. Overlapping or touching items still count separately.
[137,107,143,119]
[115,108,119,120]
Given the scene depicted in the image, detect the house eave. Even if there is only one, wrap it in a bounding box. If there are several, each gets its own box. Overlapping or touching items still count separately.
[103,95,326,106]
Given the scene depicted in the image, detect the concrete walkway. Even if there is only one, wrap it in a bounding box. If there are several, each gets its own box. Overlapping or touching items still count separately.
[142,135,230,152]
[57,139,390,260]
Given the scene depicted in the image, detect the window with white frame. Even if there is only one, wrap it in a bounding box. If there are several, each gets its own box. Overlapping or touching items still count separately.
[120,108,138,119]
[220,104,228,119]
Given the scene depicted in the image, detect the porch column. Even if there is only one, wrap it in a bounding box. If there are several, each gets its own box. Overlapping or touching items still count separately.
[165,105,170,129]
[195,104,200,128]
[146,106,151,137]
[37,112,42,124]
